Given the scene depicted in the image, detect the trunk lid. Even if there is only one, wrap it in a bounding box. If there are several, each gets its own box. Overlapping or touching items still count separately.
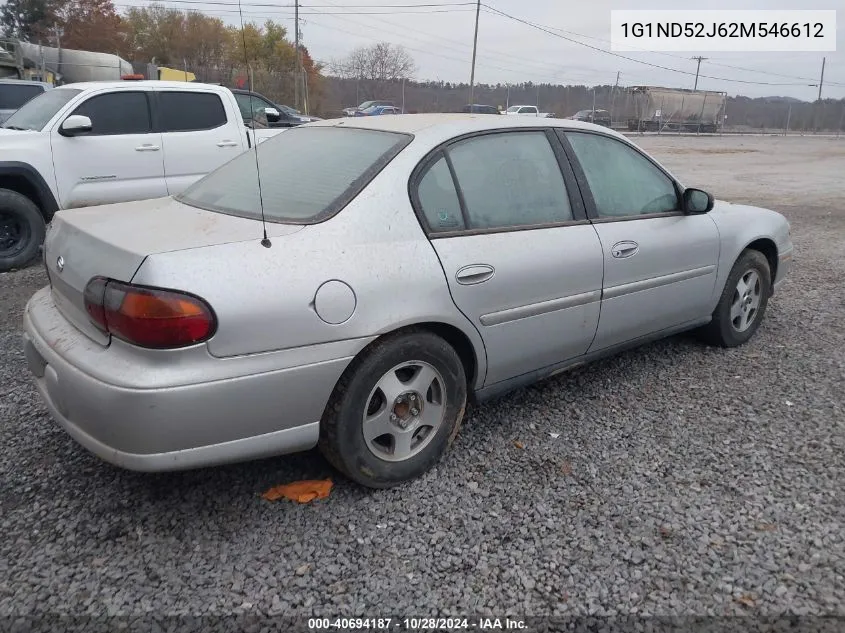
[44,196,303,345]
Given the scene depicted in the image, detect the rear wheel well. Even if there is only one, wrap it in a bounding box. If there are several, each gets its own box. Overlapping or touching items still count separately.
[413,322,478,390]
[0,174,46,218]
[350,323,479,393]
[744,239,778,289]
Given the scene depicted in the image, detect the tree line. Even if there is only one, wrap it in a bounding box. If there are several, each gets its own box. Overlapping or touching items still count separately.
[1,0,324,109]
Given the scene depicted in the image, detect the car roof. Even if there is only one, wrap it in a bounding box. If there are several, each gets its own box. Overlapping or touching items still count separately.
[54,80,230,91]
[0,78,51,88]
[307,113,623,140]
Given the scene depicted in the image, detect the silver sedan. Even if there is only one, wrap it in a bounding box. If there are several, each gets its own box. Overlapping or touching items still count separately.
[22,114,793,488]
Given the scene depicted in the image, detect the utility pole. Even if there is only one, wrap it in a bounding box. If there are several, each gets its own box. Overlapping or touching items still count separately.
[817,56,825,101]
[53,26,63,84]
[691,56,707,90]
[468,0,481,108]
[294,0,301,111]
[610,70,620,125]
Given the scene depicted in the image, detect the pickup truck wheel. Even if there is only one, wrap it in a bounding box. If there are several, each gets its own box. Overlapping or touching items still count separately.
[0,189,45,272]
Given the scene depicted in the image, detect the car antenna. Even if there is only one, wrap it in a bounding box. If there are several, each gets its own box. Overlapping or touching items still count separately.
[237,0,271,248]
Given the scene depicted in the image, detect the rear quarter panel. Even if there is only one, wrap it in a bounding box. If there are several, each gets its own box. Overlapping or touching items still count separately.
[131,144,489,387]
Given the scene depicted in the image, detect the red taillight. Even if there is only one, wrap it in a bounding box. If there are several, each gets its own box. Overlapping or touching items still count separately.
[83,277,216,349]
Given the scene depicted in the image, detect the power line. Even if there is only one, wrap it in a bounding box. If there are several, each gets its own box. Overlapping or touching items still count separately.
[305,0,623,82]
[121,0,475,7]
[481,3,838,88]
[303,3,598,83]
[520,14,844,86]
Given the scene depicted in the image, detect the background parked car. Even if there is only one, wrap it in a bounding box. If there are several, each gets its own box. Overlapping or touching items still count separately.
[342,100,394,117]
[571,109,612,127]
[276,103,322,123]
[355,105,402,116]
[505,104,552,117]
[460,104,500,114]
[0,79,52,123]
[232,89,304,128]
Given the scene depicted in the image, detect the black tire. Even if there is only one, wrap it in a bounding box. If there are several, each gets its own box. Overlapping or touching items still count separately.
[0,189,45,272]
[697,249,771,347]
[318,330,468,489]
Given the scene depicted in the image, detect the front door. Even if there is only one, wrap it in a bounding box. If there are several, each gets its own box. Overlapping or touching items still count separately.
[559,130,721,351]
[50,89,166,209]
[412,129,605,386]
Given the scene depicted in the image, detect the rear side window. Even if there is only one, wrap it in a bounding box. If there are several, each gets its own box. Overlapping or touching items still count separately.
[446,131,573,230]
[0,83,44,109]
[417,155,465,231]
[178,126,411,223]
[159,92,226,132]
[71,92,151,135]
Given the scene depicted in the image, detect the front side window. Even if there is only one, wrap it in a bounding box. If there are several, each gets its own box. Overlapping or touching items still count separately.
[159,91,226,132]
[71,91,151,135]
[178,126,411,224]
[445,131,573,230]
[565,132,679,218]
[3,88,81,131]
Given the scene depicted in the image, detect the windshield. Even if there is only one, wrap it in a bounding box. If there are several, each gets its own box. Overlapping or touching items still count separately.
[0,84,45,110]
[2,88,81,131]
[178,126,412,224]
[506,106,520,113]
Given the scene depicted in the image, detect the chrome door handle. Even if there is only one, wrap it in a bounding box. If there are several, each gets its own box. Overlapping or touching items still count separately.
[135,144,160,151]
[217,140,239,147]
[456,264,495,285]
[611,241,639,258]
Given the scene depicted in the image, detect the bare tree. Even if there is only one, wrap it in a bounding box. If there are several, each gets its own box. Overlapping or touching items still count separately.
[331,42,415,100]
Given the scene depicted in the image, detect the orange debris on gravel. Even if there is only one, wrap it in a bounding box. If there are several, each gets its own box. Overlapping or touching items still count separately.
[262,479,333,503]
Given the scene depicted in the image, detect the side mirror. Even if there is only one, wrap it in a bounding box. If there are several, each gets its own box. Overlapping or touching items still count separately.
[683,188,714,213]
[59,115,92,137]
[263,107,280,123]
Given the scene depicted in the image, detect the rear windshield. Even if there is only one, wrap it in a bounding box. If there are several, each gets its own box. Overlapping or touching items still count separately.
[0,83,45,109]
[178,126,412,224]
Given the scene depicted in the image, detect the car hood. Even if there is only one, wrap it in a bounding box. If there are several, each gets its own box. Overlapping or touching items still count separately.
[0,127,44,143]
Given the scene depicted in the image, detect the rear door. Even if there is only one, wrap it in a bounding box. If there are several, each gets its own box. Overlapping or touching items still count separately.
[50,89,167,208]
[558,130,721,352]
[155,89,240,195]
[411,129,604,387]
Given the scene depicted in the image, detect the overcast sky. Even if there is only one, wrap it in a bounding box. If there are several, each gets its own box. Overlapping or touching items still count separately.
[122,0,844,100]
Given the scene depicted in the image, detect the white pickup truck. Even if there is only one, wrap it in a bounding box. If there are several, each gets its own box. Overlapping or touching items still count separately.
[505,104,553,118]
[0,80,284,272]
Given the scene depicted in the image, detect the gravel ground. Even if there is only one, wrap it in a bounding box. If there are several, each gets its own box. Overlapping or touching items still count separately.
[0,135,843,627]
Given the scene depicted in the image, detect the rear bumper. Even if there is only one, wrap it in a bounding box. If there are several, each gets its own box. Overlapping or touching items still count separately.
[22,286,359,472]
